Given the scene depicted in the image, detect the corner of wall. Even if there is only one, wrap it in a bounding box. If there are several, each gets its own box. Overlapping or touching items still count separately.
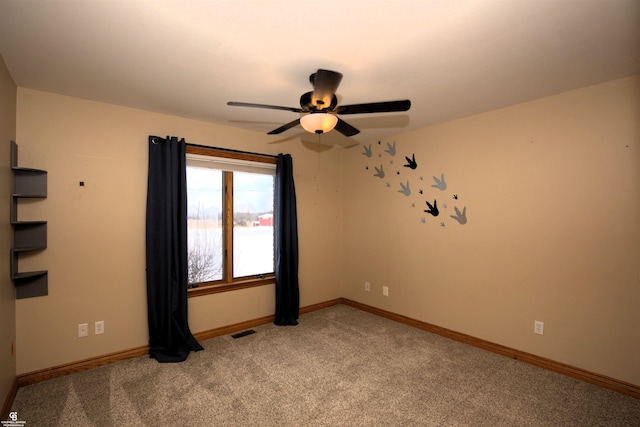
[0,53,18,416]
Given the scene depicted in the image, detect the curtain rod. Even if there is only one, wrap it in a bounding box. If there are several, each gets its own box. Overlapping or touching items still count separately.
[186,142,278,160]
[150,135,166,144]
[149,136,277,160]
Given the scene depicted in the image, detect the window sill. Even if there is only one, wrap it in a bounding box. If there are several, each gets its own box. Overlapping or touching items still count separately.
[187,275,275,298]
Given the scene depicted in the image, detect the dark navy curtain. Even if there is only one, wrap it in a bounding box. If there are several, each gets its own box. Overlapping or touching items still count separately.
[146,135,203,362]
[274,153,300,325]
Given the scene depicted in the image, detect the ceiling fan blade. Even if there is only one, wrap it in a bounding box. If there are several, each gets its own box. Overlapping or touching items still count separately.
[227,101,303,113]
[335,100,411,115]
[267,119,301,135]
[334,118,360,137]
[310,69,343,109]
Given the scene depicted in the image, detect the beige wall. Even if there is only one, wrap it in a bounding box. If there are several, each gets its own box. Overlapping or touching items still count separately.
[0,55,17,407]
[343,76,640,386]
[14,88,345,374]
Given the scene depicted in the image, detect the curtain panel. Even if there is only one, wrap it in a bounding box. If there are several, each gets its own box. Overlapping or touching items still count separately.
[146,135,203,362]
[274,153,300,325]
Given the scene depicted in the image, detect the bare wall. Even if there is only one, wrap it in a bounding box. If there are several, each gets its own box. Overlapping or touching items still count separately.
[15,88,345,374]
[342,76,640,386]
[0,55,17,410]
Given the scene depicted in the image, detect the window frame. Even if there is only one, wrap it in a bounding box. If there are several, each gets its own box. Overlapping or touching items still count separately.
[185,144,277,298]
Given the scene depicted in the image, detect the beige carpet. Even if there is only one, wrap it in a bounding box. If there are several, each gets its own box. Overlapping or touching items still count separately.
[10,304,640,426]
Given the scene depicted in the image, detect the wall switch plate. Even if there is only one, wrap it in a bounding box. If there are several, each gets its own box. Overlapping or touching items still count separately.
[382,286,389,297]
[534,320,544,335]
[78,323,88,338]
[364,281,371,292]
[95,321,105,335]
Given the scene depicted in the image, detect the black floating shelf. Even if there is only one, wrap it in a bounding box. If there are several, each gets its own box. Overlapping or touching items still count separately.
[10,141,48,299]
[14,273,48,300]
[12,221,47,249]
[12,170,47,197]
[11,220,47,224]
[11,246,46,253]
[12,270,48,282]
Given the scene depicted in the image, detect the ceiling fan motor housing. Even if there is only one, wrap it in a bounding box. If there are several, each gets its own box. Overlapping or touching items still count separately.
[300,91,338,112]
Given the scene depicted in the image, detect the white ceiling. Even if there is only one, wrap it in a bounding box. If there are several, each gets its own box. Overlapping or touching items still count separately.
[1,0,639,146]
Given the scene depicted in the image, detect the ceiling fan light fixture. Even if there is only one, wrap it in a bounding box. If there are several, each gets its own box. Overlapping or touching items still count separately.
[300,113,338,134]
[228,69,411,137]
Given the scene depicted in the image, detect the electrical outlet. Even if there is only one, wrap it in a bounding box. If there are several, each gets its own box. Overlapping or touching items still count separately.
[95,321,105,335]
[364,281,371,292]
[534,320,544,335]
[78,323,88,338]
[382,286,389,297]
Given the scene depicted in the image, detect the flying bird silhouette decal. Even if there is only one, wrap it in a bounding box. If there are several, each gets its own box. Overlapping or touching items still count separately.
[431,173,447,191]
[385,141,397,156]
[403,154,417,170]
[398,181,411,196]
[424,200,439,217]
[450,206,467,224]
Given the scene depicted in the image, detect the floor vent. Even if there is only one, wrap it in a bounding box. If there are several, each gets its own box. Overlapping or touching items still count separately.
[231,329,256,339]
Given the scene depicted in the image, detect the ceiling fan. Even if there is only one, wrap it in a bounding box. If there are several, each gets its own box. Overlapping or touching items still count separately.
[227,69,411,137]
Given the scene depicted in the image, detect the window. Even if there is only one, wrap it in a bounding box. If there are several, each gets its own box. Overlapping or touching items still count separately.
[185,145,276,296]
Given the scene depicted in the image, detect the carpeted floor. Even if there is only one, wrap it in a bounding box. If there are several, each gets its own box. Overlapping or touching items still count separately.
[10,304,640,426]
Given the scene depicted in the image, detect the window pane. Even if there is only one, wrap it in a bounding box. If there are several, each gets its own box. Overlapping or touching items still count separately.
[233,171,274,278]
[187,166,223,284]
